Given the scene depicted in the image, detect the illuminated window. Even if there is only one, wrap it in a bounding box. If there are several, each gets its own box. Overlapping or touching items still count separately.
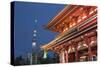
[33,30,37,33]
[32,42,36,46]
[34,19,37,23]
[33,34,36,37]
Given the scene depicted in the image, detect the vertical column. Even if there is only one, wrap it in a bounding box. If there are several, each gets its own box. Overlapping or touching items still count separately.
[75,46,78,62]
[59,53,61,63]
[59,49,66,63]
[59,51,62,63]
[84,35,92,61]
[59,45,69,63]
[62,51,65,63]
[75,47,78,62]
[72,41,78,62]
[57,47,61,63]
[65,50,68,63]
[64,45,69,63]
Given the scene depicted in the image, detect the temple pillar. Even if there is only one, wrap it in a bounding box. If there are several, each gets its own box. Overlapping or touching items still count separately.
[59,52,61,63]
[65,50,68,63]
[84,35,92,61]
[59,51,63,63]
[63,44,69,63]
[59,49,66,63]
[62,51,65,63]
[75,46,78,62]
[72,41,78,62]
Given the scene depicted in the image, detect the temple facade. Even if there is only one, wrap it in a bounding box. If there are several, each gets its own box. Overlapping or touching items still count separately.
[41,5,97,63]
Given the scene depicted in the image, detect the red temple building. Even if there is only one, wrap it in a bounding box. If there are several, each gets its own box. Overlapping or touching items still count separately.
[41,5,97,63]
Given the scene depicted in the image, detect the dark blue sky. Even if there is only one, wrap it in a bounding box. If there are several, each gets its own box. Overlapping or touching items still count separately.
[14,1,65,57]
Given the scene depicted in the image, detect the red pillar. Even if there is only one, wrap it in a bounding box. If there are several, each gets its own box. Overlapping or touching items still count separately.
[72,41,78,62]
[65,49,68,63]
[84,35,92,61]
[64,44,69,63]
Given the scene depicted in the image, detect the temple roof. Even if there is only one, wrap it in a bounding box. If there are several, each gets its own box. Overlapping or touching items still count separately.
[41,5,97,51]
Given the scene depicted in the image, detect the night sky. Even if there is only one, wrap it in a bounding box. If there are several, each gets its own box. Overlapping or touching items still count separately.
[14,1,65,57]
